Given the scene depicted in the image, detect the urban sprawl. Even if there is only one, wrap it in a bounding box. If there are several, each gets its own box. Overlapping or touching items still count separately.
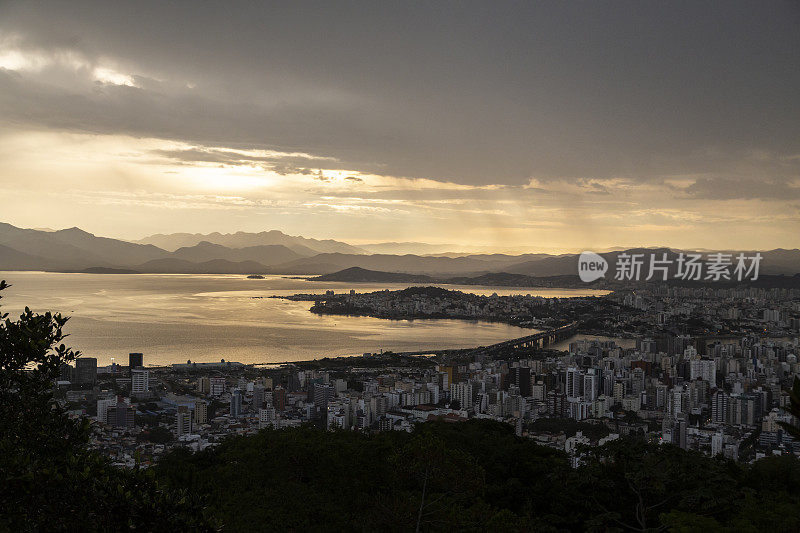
[56,283,800,469]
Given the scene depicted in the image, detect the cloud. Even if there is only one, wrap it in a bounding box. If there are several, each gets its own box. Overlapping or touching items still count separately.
[0,2,798,250]
[679,177,800,200]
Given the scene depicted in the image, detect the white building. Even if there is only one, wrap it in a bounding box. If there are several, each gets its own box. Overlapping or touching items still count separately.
[97,396,117,423]
[176,406,192,436]
[690,359,716,385]
[259,407,277,428]
[131,369,149,397]
[210,377,226,396]
[451,382,473,411]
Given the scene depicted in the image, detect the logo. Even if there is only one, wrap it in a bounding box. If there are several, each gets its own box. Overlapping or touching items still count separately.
[578,251,608,282]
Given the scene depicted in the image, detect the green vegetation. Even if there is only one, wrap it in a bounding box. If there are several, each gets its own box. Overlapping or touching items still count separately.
[153,421,800,532]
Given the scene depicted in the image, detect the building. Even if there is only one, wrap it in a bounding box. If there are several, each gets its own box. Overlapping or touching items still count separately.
[128,352,143,370]
[259,407,277,428]
[230,389,243,418]
[711,432,724,456]
[75,357,97,385]
[194,400,208,425]
[131,369,149,398]
[689,359,716,385]
[582,369,600,402]
[451,382,473,411]
[274,386,286,411]
[712,391,728,424]
[210,377,226,396]
[197,377,210,394]
[566,367,583,399]
[97,397,117,423]
[108,403,135,428]
[509,366,532,397]
[674,414,687,450]
[176,406,193,436]
[310,383,334,424]
[252,385,265,411]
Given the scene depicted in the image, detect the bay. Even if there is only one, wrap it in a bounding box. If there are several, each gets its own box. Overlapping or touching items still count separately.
[0,271,612,366]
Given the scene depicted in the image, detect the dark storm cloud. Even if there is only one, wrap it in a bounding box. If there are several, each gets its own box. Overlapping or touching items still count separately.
[0,0,798,186]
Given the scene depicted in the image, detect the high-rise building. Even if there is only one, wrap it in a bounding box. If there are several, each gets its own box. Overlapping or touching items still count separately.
[176,406,193,436]
[108,403,135,428]
[75,357,97,385]
[131,369,149,398]
[547,391,568,417]
[59,364,73,382]
[259,407,277,428]
[97,397,117,423]
[690,359,716,386]
[509,367,532,397]
[582,369,600,402]
[194,400,208,425]
[197,377,210,394]
[311,383,334,424]
[566,367,583,399]
[675,413,687,450]
[612,382,625,405]
[711,432,724,456]
[436,365,457,391]
[252,385,265,411]
[128,352,143,370]
[712,391,728,424]
[230,389,243,418]
[210,377,226,396]
[273,386,286,411]
[451,382,473,410]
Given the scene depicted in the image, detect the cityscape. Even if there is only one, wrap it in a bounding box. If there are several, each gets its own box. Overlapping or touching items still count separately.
[57,281,800,469]
[2,1,800,531]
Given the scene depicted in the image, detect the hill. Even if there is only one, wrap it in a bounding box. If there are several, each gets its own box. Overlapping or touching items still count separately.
[154,421,800,531]
[310,267,435,283]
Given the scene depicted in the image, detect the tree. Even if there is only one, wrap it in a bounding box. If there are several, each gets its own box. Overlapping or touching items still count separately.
[0,280,214,531]
[389,434,485,532]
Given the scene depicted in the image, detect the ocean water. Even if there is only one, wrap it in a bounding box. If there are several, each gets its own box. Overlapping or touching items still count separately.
[0,271,613,366]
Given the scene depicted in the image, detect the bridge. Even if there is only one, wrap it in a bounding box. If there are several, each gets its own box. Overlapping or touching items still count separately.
[393,321,579,357]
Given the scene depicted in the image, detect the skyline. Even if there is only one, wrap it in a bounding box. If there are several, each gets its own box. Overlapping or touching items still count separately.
[1,1,798,251]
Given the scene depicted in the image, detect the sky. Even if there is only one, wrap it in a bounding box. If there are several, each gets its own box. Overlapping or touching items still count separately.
[0,1,798,253]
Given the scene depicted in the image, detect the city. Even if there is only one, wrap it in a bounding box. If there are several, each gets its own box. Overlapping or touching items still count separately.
[56,282,800,470]
[3,1,800,530]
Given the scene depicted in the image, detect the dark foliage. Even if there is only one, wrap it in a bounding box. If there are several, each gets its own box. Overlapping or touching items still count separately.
[155,419,800,532]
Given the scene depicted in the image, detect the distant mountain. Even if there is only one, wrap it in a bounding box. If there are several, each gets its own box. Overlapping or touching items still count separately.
[136,230,366,255]
[448,272,547,286]
[0,243,59,271]
[170,241,304,265]
[0,222,169,270]
[2,221,799,281]
[310,267,435,283]
[135,258,269,274]
[267,253,502,275]
[503,248,800,277]
[359,242,459,255]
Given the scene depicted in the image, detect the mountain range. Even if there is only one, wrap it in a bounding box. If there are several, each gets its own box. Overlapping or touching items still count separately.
[1,222,799,280]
